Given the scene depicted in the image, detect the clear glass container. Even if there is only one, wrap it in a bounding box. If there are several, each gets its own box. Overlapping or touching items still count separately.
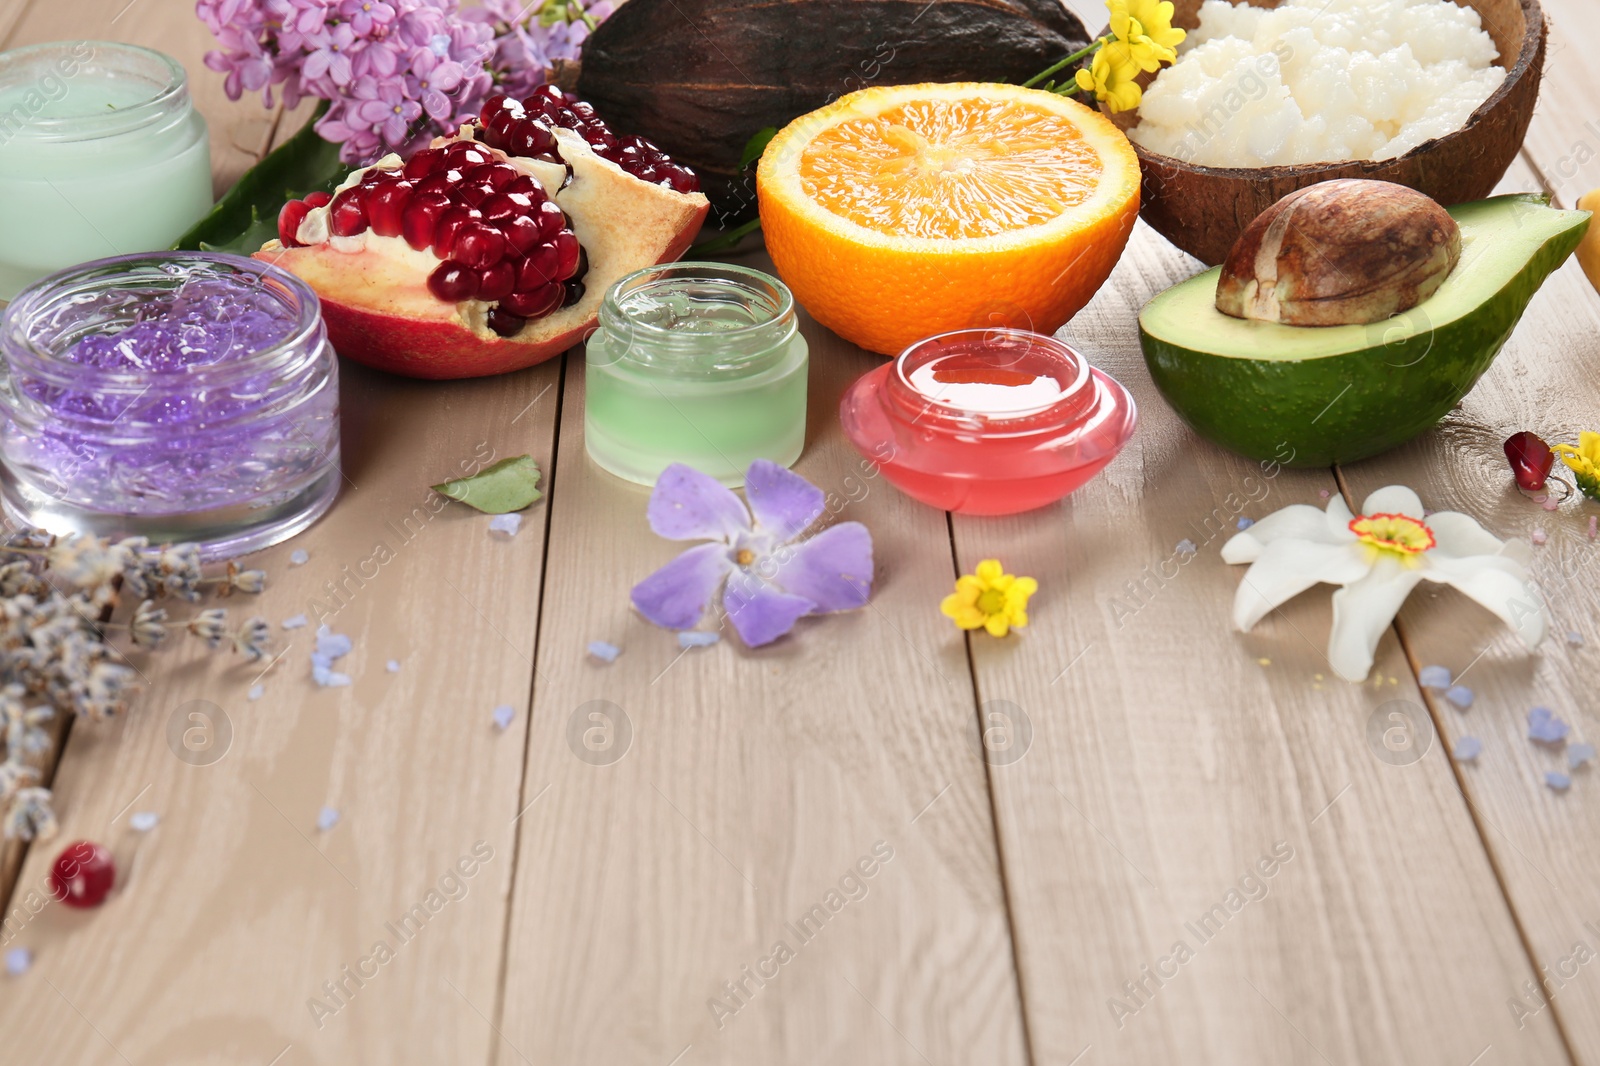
[584,263,808,486]
[0,252,341,557]
[840,328,1137,515]
[0,41,214,300]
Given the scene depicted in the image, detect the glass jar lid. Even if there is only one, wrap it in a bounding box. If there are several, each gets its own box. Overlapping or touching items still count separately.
[0,41,191,145]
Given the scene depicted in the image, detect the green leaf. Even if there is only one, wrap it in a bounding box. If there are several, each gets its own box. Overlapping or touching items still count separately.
[740,127,778,170]
[432,456,544,514]
[173,101,352,255]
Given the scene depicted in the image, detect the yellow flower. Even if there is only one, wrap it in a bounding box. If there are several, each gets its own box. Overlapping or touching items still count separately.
[1554,430,1600,501]
[1074,39,1144,113]
[1111,0,1186,72]
[941,559,1038,638]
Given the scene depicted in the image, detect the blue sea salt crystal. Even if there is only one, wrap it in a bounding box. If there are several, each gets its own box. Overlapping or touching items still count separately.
[317,806,340,831]
[247,684,265,701]
[315,626,353,660]
[1236,517,1255,530]
[1528,706,1570,745]
[488,513,522,538]
[1545,772,1572,792]
[281,614,308,630]
[1452,736,1482,761]
[1175,538,1197,555]
[386,659,401,673]
[1418,665,1452,689]
[129,811,159,832]
[1444,685,1474,709]
[311,626,354,688]
[290,549,309,566]
[5,947,32,976]
[678,631,721,648]
[492,704,516,731]
[1568,743,1596,769]
[587,640,620,662]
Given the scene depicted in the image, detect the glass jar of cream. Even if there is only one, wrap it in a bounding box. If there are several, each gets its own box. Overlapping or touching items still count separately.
[0,252,340,556]
[840,328,1137,515]
[584,263,808,486]
[0,41,214,300]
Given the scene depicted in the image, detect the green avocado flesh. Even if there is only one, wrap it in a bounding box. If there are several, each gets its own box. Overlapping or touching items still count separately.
[1139,195,1591,467]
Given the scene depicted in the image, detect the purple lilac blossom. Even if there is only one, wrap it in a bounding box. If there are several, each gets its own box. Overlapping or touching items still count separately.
[631,461,874,648]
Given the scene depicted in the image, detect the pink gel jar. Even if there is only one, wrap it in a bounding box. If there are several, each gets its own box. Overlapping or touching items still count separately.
[840,329,1137,516]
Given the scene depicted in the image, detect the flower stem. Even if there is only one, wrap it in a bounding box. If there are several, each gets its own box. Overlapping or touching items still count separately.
[1022,37,1108,89]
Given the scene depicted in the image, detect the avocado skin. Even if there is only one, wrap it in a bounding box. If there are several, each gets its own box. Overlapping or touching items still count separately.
[1140,203,1589,468]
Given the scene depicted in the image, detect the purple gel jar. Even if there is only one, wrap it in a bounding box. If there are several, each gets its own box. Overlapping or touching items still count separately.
[0,252,339,556]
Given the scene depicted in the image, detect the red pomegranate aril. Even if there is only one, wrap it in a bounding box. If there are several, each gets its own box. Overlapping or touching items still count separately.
[517,243,561,290]
[360,167,393,186]
[50,841,115,908]
[563,280,585,308]
[404,148,446,180]
[667,168,700,194]
[305,190,333,208]
[487,107,520,141]
[428,262,480,302]
[535,201,566,241]
[501,214,542,256]
[452,220,508,269]
[278,198,312,247]
[504,121,556,157]
[330,188,369,237]
[478,261,517,301]
[1504,432,1555,491]
[367,180,415,238]
[553,230,581,280]
[402,190,451,251]
[459,181,497,208]
[433,205,483,259]
[484,165,521,191]
[487,307,527,338]
[500,281,564,318]
[444,144,492,168]
[504,174,539,198]
[479,192,523,223]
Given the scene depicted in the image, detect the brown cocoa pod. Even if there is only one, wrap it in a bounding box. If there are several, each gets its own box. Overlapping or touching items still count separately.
[575,0,1091,225]
[1215,179,1462,327]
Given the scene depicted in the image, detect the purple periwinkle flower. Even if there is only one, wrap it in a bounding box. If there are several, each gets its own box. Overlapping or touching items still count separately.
[631,462,874,648]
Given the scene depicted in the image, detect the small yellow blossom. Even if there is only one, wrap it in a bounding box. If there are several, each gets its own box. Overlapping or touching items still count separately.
[1112,0,1186,72]
[1554,431,1600,501]
[941,559,1038,638]
[1074,39,1144,113]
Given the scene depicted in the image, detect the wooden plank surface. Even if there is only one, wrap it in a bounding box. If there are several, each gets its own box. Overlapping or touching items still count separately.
[1520,0,1600,207]
[494,248,1029,1065]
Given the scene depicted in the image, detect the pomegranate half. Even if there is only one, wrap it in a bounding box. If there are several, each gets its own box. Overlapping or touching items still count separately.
[258,89,710,380]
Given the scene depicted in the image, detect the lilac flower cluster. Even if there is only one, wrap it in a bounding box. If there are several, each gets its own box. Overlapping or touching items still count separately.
[196,0,611,164]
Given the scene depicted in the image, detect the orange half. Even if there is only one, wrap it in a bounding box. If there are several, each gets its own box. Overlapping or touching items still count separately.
[757,83,1141,355]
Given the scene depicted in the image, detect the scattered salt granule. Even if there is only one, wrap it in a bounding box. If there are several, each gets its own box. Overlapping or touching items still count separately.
[1567,743,1596,769]
[492,704,516,731]
[247,684,264,701]
[1444,685,1474,709]
[1236,516,1255,530]
[290,549,309,566]
[316,806,340,831]
[1545,771,1572,792]
[1568,631,1586,647]
[1528,706,1570,745]
[129,811,159,832]
[488,513,522,538]
[679,631,721,649]
[1541,496,1560,512]
[1531,528,1548,546]
[1318,489,1331,499]
[1418,665,1451,689]
[1452,736,1482,761]
[1588,514,1598,540]
[5,947,32,976]
[386,659,401,673]
[1175,538,1197,555]
[587,640,620,663]
[311,625,353,688]
[281,614,308,630]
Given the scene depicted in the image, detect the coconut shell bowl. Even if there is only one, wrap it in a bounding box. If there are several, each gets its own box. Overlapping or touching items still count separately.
[1102,0,1546,265]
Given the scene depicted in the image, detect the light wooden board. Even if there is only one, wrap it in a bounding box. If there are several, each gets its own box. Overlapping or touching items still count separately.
[1519,0,1600,208]
[494,250,1029,1065]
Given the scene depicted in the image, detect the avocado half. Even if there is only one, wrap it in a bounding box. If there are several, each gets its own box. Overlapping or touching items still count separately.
[1138,194,1591,467]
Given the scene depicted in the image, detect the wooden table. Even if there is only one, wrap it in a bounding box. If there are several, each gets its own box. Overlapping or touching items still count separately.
[3,2,1599,1063]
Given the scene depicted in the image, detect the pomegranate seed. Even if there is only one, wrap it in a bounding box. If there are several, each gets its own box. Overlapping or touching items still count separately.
[329,188,369,237]
[553,230,581,279]
[428,262,479,302]
[504,120,557,157]
[404,149,446,180]
[49,841,115,908]
[452,220,508,269]
[500,214,542,256]
[1505,432,1555,491]
[459,181,497,208]
[500,281,564,318]
[487,308,527,338]
[504,174,540,198]
[304,190,333,208]
[563,279,586,308]
[360,167,393,186]
[415,170,464,198]
[517,243,561,290]
[478,261,517,301]
[638,163,664,184]
[486,107,520,142]
[444,143,491,168]
[535,201,566,241]
[432,206,483,259]
[278,199,311,247]
[367,180,415,238]
[667,168,700,193]
[401,190,451,251]
[479,193,522,223]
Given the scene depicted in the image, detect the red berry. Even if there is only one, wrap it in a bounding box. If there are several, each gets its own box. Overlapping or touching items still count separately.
[552,230,581,279]
[403,149,446,180]
[366,180,415,238]
[478,193,522,223]
[458,181,497,208]
[535,200,566,241]
[50,841,115,908]
[478,261,517,302]
[452,220,508,269]
[428,262,479,302]
[432,206,483,259]
[1505,432,1555,492]
[304,190,334,208]
[504,120,557,157]
[278,199,311,247]
[443,142,492,168]
[504,174,540,199]
[517,243,561,290]
[500,214,542,256]
[500,281,564,319]
[401,190,451,251]
[329,188,369,237]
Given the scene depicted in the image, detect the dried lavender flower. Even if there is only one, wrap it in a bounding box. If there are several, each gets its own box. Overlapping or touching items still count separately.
[130,600,168,649]
[187,608,229,648]
[233,617,272,661]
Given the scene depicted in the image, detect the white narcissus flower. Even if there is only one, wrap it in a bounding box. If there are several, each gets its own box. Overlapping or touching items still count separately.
[1221,485,1547,682]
